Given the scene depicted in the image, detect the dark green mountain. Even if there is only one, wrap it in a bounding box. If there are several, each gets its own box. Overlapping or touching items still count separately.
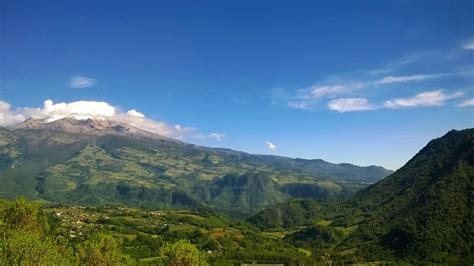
[0,117,392,215]
[249,128,473,263]
[344,128,474,263]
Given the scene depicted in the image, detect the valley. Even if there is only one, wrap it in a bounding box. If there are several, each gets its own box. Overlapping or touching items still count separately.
[40,204,314,264]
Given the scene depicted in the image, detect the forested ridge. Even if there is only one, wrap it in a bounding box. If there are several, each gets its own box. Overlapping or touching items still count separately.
[248,129,474,264]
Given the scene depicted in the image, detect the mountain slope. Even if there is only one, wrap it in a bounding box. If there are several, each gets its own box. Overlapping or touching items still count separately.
[247,199,347,229]
[344,128,474,262]
[261,129,473,263]
[0,117,392,214]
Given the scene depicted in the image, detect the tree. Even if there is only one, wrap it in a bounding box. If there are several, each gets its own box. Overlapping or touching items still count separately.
[76,233,134,265]
[160,240,208,266]
[0,197,75,264]
[0,230,73,265]
[0,197,44,233]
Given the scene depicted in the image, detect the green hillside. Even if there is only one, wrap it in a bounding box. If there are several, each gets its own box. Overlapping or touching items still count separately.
[0,119,392,215]
[248,199,348,230]
[343,128,474,263]
[249,128,474,263]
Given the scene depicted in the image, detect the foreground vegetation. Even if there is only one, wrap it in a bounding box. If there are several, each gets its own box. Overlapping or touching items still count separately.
[0,197,319,265]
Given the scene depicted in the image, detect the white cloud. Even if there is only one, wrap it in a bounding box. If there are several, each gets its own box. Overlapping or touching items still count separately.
[384,90,463,109]
[282,83,365,111]
[126,109,145,118]
[115,115,196,138]
[265,140,276,151]
[0,101,26,126]
[0,99,204,139]
[42,99,116,120]
[288,101,310,110]
[328,98,376,113]
[464,40,474,50]
[310,85,347,98]
[16,99,117,121]
[278,43,471,113]
[375,74,438,84]
[69,75,97,88]
[286,73,447,111]
[209,133,225,141]
[458,98,474,107]
[326,90,465,112]
[308,83,365,99]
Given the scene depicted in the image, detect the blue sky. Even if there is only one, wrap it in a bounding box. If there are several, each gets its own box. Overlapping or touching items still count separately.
[1,0,473,170]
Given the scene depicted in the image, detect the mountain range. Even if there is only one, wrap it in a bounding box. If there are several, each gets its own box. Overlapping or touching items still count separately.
[0,117,392,215]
